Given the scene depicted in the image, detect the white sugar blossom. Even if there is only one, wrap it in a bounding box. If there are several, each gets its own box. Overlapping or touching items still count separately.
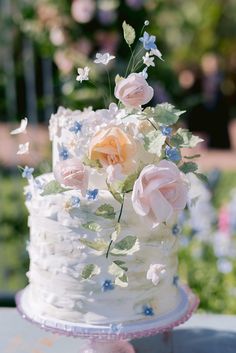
[10,118,28,135]
[147,264,166,286]
[76,66,90,82]
[142,52,155,67]
[150,48,164,61]
[17,142,29,155]
[108,103,119,117]
[106,164,126,184]
[67,136,80,151]
[94,52,115,65]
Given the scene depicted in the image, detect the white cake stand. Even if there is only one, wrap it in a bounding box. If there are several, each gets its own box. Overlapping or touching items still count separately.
[16,285,199,353]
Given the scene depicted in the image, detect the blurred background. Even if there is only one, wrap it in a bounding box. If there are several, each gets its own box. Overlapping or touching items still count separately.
[0,0,236,312]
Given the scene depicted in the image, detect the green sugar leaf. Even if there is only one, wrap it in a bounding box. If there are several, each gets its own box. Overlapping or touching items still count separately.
[108,261,127,277]
[83,156,102,169]
[107,183,124,204]
[184,154,201,160]
[179,162,198,174]
[111,236,139,255]
[144,130,166,156]
[115,74,123,84]
[81,264,100,280]
[95,204,116,219]
[79,238,108,252]
[143,107,155,119]
[122,21,135,46]
[113,260,128,272]
[115,273,128,287]
[110,224,121,242]
[170,133,184,147]
[194,172,208,184]
[82,222,102,232]
[154,103,185,126]
[176,128,204,148]
[41,180,68,196]
[119,172,140,194]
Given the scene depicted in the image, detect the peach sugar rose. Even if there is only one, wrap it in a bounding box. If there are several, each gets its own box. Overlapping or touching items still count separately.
[88,126,137,174]
[114,73,153,108]
[132,160,189,228]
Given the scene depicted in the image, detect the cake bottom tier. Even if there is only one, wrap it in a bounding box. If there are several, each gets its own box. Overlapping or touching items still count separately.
[17,284,198,339]
[22,280,181,325]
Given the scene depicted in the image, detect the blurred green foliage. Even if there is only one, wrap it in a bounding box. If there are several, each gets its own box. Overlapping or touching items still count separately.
[0,175,28,291]
[1,0,236,119]
[179,240,236,314]
[212,171,236,209]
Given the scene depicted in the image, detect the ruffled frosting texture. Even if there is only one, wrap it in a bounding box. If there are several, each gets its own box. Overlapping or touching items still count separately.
[24,173,181,324]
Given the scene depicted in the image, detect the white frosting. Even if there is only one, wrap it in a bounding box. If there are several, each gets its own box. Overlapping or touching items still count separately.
[25,173,181,324]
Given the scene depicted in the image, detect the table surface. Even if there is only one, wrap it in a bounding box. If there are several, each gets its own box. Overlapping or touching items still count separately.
[0,309,236,353]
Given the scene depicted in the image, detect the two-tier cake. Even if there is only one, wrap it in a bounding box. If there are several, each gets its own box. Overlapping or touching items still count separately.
[15,22,202,329]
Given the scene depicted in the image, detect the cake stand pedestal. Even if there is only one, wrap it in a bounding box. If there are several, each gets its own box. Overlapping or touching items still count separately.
[16,285,199,353]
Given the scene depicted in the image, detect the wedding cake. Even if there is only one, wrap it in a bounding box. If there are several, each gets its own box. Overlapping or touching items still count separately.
[15,22,203,327]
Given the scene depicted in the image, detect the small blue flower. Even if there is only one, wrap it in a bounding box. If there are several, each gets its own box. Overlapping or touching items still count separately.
[59,145,69,161]
[34,179,43,190]
[173,275,179,286]
[86,189,99,201]
[70,196,80,208]
[109,323,123,334]
[172,224,181,236]
[69,121,82,134]
[139,31,157,51]
[25,192,32,201]
[165,146,181,162]
[161,126,172,137]
[22,166,34,179]
[143,305,154,316]
[102,280,114,292]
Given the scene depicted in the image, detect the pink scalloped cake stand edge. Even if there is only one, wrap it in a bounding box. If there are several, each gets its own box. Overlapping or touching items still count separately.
[15,284,199,342]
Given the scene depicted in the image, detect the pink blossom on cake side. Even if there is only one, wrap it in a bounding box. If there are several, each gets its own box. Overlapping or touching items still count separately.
[131,160,189,228]
[114,73,153,107]
[54,158,88,196]
[88,126,137,175]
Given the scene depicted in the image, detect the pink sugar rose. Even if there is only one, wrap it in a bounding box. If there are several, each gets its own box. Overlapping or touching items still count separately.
[54,158,88,196]
[132,160,189,228]
[114,73,153,108]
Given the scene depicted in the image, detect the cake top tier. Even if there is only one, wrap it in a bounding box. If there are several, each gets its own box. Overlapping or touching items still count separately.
[15,22,205,230]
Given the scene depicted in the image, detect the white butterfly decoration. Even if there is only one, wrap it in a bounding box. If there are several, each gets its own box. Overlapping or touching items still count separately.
[76,67,90,83]
[94,53,115,65]
[17,142,30,155]
[10,118,28,135]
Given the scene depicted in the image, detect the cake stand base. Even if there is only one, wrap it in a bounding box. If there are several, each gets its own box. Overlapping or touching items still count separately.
[83,340,135,353]
[16,284,199,353]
